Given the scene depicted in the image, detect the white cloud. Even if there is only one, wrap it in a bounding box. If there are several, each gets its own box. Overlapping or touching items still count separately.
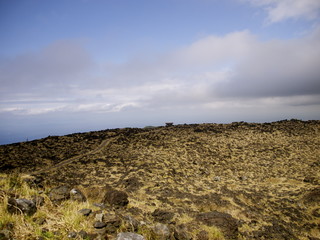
[1,28,319,119]
[244,0,320,23]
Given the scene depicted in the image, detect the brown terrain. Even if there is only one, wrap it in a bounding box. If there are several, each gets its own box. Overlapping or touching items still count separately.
[0,119,319,239]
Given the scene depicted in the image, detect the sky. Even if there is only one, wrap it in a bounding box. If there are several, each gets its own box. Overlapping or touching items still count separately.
[1,0,320,144]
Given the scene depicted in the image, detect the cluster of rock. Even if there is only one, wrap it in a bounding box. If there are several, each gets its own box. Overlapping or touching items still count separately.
[4,182,239,240]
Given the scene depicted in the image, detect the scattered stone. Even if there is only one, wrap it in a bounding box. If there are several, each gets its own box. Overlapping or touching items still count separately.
[103,215,122,233]
[303,188,320,205]
[0,229,11,240]
[78,230,88,238]
[196,211,239,240]
[123,177,142,192]
[7,198,37,216]
[24,175,44,189]
[152,209,174,223]
[116,232,145,240]
[94,221,107,229]
[78,208,92,216]
[95,213,104,222]
[70,188,87,202]
[32,195,45,206]
[214,176,221,182]
[239,176,247,181]
[123,215,140,231]
[103,189,129,208]
[153,223,171,240]
[174,225,192,240]
[93,203,106,209]
[68,231,78,238]
[48,185,70,203]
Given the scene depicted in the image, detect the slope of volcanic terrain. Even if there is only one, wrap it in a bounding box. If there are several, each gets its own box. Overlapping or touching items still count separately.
[0,120,319,239]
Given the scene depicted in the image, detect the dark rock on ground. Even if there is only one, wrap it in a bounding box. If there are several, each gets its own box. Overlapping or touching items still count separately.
[174,224,192,240]
[196,211,239,240]
[48,185,70,203]
[78,208,92,216]
[152,209,174,223]
[94,221,107,229]
[68,231,78,238]
[116,232,145,240]
[78,230,88,239]
[103,188,129,207]
[7,198,37,216]
[254,220,299,240]
[303,188,320,205]
[70,188,87,202]
[123,177,142,192]
[103,215,122,234]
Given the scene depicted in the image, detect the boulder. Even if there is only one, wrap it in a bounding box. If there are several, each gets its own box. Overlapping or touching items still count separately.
[7,198,37,216]
[152,209,174,223]
[196,211,239,240]
[94,221,107,229]
[116,232,145,240]
[174,225,192,240]
[48,186,70,203]
[103,189,129,208]
[153,223,171,240]
[103,215,122,233]
[70,188,86,202]
[78,208,92,216]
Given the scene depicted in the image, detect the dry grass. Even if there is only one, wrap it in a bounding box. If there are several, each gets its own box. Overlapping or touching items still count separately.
[0,120,319,239]
[0,173,98,239]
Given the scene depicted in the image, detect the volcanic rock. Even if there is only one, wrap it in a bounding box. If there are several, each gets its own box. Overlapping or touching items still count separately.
[174,224,192,240]
[152,209,174,223]
[70,188,86,202]
[103,188,129,207]
[196,211,239,240]
[78,208,92,216]
[153,223,171,240]
[7,198,37,216]
[48,185,70,203]
[116,232,145,240]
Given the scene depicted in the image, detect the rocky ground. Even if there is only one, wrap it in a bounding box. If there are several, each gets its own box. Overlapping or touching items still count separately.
[0,119,319,239]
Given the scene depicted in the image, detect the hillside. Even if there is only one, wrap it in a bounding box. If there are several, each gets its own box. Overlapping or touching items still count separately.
[0,120,319,239]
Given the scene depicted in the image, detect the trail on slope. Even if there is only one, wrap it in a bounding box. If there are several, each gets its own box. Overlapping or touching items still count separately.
[30,135,117,176]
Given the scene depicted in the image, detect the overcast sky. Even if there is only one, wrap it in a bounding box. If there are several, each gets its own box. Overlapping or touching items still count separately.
[1,0,320,144]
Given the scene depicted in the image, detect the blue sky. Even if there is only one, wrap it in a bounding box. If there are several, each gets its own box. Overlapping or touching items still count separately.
[1,0,320,144]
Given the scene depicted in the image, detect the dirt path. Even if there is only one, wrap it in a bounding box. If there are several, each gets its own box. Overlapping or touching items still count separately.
[30,135,117,176]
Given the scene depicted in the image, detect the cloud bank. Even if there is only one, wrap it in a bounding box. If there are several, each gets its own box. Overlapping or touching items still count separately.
[1,25,319,119]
